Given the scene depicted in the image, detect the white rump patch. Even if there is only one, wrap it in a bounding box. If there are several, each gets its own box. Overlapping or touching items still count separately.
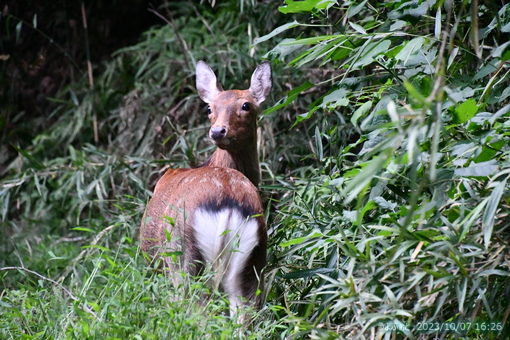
[192,207,260,315]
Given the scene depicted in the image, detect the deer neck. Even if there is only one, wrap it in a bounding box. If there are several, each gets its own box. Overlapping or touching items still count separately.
[206,143,260,187]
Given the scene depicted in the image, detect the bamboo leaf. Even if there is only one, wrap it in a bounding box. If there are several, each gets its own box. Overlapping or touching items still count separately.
[351,101,372,126]
[15,21,22,44]
[395,37,425,64]
[483,178,506,249]
[349,22,366,35]
[455,160,499,177]
[283,268,335,279]
[253,20,301,45]
[265,81,314,115]
[341,151,390,204]
[279,0,336,14]
[315,126,323,160]
[434,8,441,39]
[453,99,479,124]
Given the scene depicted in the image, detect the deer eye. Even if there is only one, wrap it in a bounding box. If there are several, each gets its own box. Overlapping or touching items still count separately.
[241,102,251,111]
[207,106,212,114]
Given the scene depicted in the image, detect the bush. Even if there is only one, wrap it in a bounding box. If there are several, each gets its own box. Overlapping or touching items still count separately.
[259,0,510,338]
[1,0,509,339]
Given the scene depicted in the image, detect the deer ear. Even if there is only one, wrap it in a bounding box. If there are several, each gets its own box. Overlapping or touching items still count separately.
[249,61,272,105]
[196,61,224,103]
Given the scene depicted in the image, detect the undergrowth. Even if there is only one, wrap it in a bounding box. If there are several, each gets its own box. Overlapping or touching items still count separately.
[2,0,510,339]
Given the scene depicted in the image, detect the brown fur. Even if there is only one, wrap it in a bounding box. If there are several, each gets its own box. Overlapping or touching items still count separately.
[140,61,271,313]
[202,90,261,186]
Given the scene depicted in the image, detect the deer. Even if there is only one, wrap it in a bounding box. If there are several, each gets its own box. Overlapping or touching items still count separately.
[140,60,272,320]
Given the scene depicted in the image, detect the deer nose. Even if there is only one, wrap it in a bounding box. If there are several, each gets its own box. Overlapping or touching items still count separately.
[210,126,227,140]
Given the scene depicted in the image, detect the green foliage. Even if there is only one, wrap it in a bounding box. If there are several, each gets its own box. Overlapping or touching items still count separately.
[0,243,285,339]
[2,0,510,339]
[257,0,510,338]
[1,1,292,337]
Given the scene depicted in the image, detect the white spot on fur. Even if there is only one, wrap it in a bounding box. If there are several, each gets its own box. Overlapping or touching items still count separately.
[211,178,222,188]
[193,207,260,315]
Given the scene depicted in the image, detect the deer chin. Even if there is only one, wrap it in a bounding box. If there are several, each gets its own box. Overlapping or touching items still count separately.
[211,137,232,147]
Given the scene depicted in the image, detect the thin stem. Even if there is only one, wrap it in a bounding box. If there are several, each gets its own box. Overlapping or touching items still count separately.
[81,2,98,144]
